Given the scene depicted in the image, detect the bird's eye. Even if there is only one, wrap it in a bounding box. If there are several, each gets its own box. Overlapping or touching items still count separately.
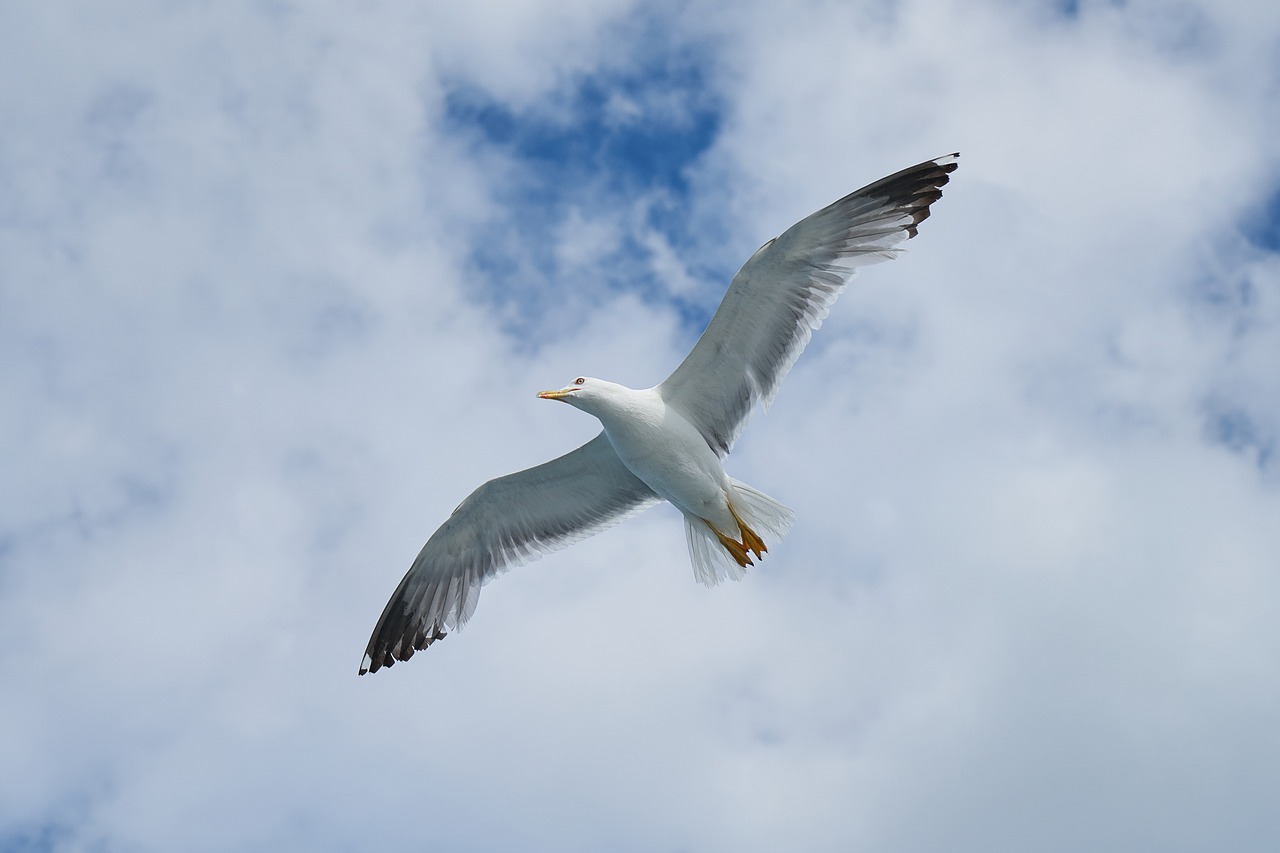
[574,377,585,385]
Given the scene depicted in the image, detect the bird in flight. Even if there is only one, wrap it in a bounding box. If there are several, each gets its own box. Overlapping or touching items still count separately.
[360,153,958,674]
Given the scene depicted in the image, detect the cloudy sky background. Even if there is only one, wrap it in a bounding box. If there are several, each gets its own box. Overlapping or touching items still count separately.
[3,0,1279,849]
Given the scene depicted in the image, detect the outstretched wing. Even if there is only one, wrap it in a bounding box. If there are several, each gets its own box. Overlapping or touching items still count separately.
[659,154,958,456]
[361,432,659,674]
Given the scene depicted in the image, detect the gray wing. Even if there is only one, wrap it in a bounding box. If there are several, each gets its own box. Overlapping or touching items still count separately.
[360,432,659,674]
[658,154,958,456]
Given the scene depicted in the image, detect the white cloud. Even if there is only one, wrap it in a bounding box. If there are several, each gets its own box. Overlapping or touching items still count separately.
[2,0,1279,850]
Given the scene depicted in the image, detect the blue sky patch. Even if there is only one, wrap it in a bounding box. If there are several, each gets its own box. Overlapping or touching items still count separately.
[1206,404,1275,473]
[441,44,723,330]
[444,60,719,201]
[0,822,70,853]
[1241,185,1280,253]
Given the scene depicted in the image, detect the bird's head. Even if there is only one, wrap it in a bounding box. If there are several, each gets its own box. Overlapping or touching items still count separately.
[537,376,617,415]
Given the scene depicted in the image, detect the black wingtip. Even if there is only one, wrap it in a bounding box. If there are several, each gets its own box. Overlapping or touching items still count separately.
[359,623,448,675]
[865,152,960,239]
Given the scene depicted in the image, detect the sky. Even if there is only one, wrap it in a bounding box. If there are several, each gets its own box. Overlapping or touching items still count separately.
[2,0,1279,850]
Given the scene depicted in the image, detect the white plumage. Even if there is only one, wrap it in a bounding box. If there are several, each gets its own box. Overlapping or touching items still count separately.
[360,153,958,674]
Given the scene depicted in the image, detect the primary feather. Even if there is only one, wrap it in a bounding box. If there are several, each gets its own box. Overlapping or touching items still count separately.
[360,434,658,673]
[659,154,959,456]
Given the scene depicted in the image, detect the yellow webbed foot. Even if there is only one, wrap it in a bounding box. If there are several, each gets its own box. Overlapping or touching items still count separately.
[709,522,754,568]
[727,501,767,560]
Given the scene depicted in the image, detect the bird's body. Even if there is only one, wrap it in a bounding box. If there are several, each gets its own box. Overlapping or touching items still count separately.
[360,153,959,674]
[544,379,789,576]
[572,382,732,529]
[593,385,729,524]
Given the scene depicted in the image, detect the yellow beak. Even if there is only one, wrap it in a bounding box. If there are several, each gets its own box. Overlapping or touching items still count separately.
[537,388,575,400]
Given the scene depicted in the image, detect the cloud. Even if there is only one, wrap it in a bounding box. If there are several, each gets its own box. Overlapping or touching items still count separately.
[2,0,1279,850]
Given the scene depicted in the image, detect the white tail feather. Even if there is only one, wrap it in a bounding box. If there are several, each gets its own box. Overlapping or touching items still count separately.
[728,478,795,540]
[684,516,749,586]
[682,479,795,587]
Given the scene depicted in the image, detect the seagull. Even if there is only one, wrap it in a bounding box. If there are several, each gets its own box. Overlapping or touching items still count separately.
[360,153,958,674]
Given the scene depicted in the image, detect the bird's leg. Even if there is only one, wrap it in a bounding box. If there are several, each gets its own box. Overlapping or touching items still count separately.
[727,502,768,560]
[708,521,754,568]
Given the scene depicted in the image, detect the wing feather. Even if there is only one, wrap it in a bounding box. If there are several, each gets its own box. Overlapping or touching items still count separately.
[659,154,958,455]
[360,432,659,674]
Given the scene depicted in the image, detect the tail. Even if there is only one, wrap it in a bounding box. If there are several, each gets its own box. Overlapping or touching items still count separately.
[683,479,795,587]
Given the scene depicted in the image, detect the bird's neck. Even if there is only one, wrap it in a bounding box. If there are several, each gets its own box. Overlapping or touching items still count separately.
[582,385,658,432]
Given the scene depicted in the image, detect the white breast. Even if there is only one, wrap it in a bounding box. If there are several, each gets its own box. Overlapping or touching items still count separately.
[595,387,731,521]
